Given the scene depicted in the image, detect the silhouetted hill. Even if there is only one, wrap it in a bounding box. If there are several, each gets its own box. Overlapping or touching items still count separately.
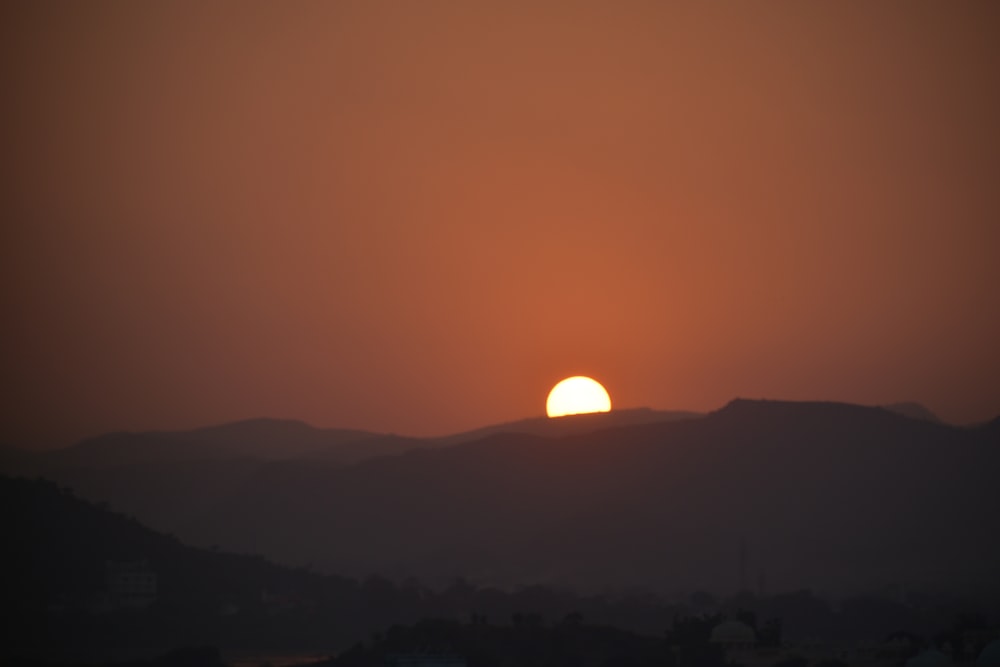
[0,411,708,526]
[0,475,772,657]
[881,402,943,424]
[307,434,434,464]
[434,407,702,446]
[12,409,701,472]
[979,415,1000,437]
[0,476,372,630]
[1,475,469,660]
[0,442,28,467]
[37,419,385,468]
[26,400,999,597]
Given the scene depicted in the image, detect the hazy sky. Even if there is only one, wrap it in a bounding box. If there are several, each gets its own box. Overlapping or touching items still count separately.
[3,2,999,448]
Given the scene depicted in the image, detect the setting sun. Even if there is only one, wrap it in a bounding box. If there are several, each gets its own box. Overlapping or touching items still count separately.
[546,376,612,418]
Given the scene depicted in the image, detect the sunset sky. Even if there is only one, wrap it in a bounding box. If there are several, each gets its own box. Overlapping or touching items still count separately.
[3,2,998,448]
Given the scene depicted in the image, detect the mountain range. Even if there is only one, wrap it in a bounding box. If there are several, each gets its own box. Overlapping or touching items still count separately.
[19,407,699,468]
[5,400,998,596]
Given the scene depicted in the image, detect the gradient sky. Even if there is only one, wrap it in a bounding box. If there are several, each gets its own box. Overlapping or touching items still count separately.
[3,2,999,448]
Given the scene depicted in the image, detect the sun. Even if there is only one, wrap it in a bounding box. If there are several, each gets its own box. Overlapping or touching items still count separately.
[546,376,612,418]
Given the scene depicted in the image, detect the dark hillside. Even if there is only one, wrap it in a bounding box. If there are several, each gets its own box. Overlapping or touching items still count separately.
[9,400,999,596]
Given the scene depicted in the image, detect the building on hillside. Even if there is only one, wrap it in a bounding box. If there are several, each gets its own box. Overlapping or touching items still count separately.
[710,620,756,649]
[105,560,157,609]
[710,620,761,666]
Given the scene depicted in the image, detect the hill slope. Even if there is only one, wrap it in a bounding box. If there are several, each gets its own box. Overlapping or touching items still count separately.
[16,408,701,471]
[12,400,1000,595]
[37,418,385,468]
[0,474,395,659]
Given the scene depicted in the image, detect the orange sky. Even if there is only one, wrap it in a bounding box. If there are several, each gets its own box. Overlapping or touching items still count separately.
[2,2,999,448]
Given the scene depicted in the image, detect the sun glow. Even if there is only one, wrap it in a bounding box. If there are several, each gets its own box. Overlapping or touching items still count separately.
[546,376,612,418]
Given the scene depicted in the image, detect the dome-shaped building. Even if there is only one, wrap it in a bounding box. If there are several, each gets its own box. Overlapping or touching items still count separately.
[710,620,757,648]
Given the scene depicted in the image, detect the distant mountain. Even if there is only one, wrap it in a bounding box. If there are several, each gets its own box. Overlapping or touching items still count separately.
[435,407,702,446]
[23,399,1000,597]
[982,415,1000,436]
[303,433,436,464]
[15,408,701,472]
[36,418,385,468]
[0,442,29,467]
[881,402,943,424]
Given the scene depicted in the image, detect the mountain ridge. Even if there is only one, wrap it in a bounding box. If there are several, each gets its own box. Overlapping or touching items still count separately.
[16,400,967,470]
[12,398,996,596]
[19,407,706,470]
